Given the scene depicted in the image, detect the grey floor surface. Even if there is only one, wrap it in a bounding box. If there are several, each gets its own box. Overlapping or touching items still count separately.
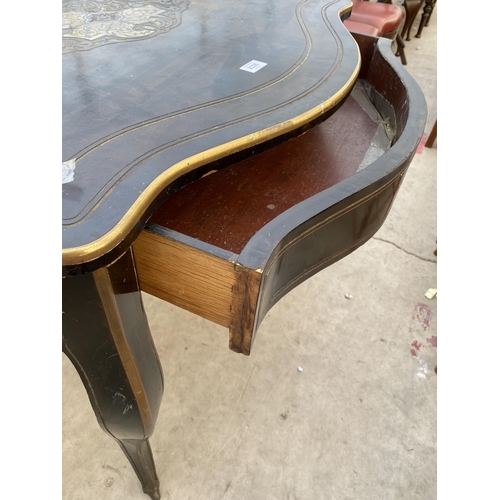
[63,7,437,500]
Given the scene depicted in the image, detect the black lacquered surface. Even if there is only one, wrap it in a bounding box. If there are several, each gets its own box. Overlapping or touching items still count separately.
[62,0,360,269]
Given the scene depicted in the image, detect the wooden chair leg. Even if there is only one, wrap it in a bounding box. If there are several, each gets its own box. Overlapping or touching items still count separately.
[425,120,437,148]
[425,1,436,26]
[416,0,436,38]
[396,33,407,65]
[403,0,425,41]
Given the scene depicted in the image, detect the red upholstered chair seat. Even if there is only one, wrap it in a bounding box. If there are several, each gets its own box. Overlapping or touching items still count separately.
[349,2,404,35]
[343,19,381,37]
[343,1,407,65]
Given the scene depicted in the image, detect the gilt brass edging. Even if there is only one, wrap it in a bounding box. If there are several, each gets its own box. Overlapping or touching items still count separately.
[94,267,154,436]
[62,31,361,268]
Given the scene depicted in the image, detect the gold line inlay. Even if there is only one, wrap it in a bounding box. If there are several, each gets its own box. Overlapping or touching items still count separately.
[94,267,154,434]
[62,2,359,267]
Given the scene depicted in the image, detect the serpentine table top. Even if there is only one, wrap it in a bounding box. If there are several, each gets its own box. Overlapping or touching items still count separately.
[62,4,429,499]
[62,0,360,274]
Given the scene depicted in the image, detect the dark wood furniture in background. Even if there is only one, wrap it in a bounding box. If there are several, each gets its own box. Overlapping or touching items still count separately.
[62,1,426,498]
[344,0,407,65]
[368,0,437,47]
[401,0,425,40]
[426,120,437,148]
[416,0,437,38]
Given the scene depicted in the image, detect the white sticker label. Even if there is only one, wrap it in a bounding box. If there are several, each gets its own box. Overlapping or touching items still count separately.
[240,60,267,73]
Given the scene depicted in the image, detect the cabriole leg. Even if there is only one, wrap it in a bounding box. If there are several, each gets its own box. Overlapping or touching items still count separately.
[117,439,161,500]
[62,249,164,499]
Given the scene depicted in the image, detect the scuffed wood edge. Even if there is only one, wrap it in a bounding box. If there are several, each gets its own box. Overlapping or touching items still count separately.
[228,265,262,356]
[133,229,262,355]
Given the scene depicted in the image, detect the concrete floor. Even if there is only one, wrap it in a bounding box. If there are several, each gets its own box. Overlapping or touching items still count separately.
[63,6,437,500]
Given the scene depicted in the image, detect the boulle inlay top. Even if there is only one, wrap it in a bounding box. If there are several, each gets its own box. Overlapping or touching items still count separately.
[62,0,360,271]
[62,0,190,52]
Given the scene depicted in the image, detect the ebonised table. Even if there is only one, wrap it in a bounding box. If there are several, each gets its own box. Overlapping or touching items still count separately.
[62,1,426,498]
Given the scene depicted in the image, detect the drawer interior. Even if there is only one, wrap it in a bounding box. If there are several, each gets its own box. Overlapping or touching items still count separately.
[145,80,394,255]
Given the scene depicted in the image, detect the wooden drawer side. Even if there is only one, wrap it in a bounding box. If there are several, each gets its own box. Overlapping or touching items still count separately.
[134,229,262,356]
[134,230,237,328]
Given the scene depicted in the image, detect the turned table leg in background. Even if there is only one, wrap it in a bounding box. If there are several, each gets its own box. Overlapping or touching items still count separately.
[415,0,436,38]
[62,249,164,500]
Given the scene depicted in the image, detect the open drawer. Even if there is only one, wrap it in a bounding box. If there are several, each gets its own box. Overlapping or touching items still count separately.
[133,34,427,356]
